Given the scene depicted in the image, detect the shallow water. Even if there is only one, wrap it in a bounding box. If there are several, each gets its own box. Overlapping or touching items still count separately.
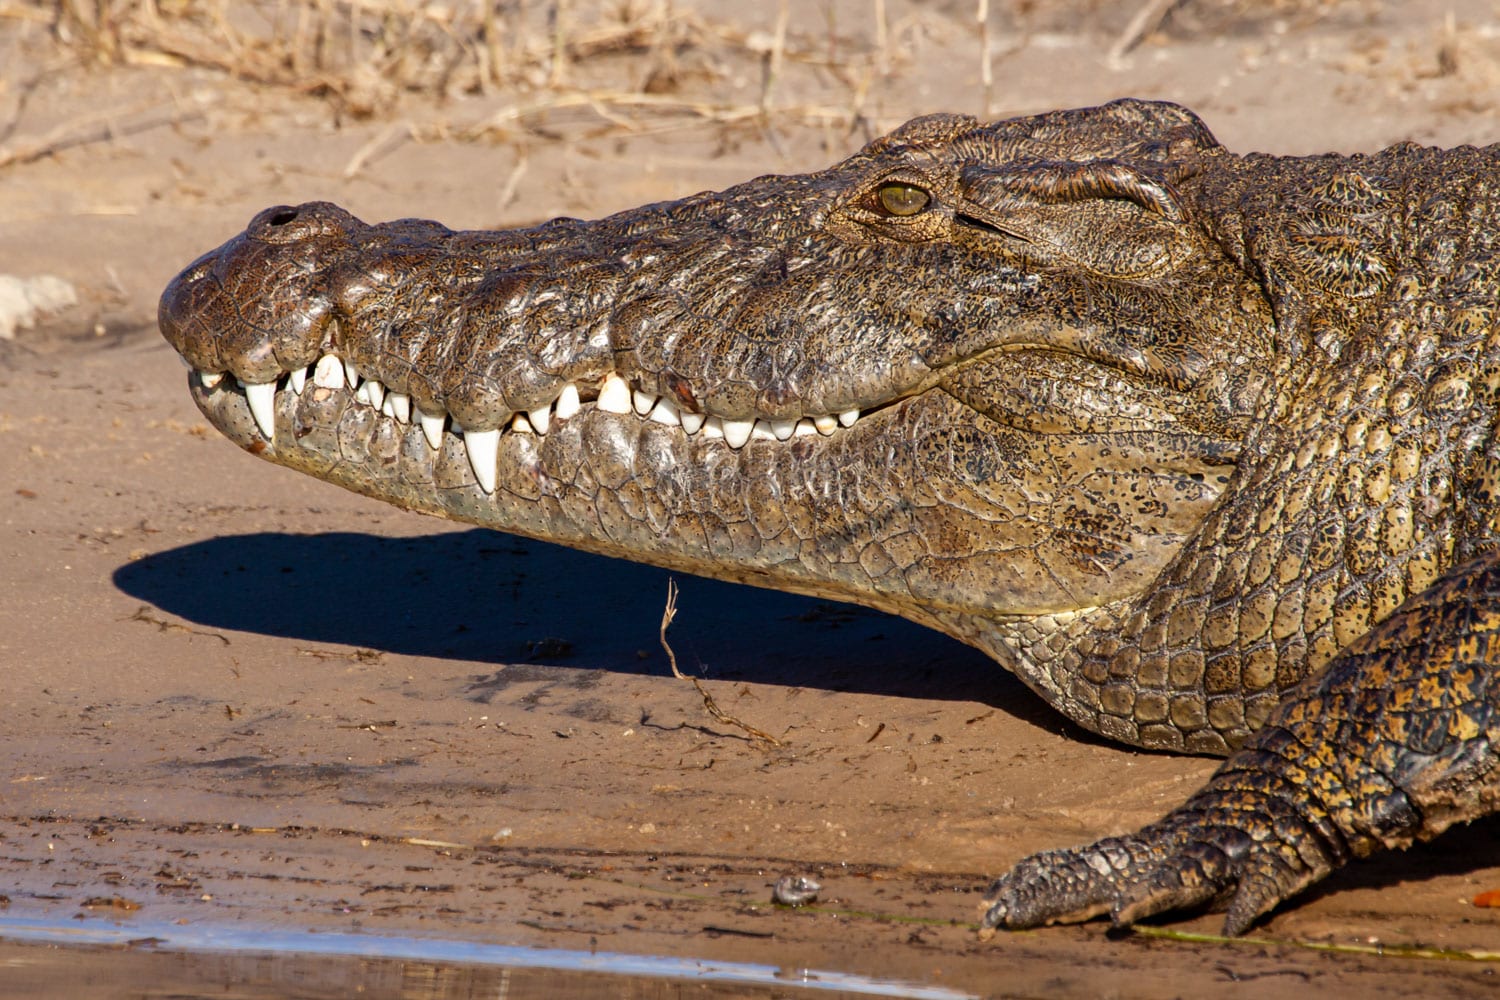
[0,917,978,999]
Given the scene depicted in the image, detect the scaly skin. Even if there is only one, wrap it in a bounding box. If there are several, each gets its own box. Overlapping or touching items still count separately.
[158,99,1500,935]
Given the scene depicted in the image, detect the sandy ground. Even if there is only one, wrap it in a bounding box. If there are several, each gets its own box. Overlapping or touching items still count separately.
[4,1,1500,996]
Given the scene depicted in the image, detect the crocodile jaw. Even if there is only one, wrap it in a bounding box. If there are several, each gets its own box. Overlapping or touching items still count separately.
[181,350,1230,638]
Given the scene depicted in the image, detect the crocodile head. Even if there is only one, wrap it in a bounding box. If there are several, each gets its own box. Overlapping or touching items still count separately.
[159,99,1275,648]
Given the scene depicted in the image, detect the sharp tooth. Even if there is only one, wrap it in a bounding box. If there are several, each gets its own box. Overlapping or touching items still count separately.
[355,382,371,405]
[648,397,681,426]
[343,358,360,388]
[244,381,277,440]
[527,404,551,435]
[198,371,223,389]
[722,418,753,448]
[512,412,535,434]
[839,408,859,428]
[388,392,410,423]
[313,354,345,390]
[463,427,500,494]
[598,373,632,414]
[381,396,396,418]
[418,408,446,449]
[814,414,837,435]
[751,419,777,442]
[702,417,725,440]
[632,389,658,416]
[680,411,705,434]
[794,418,817,437]
[288,366,307,394]
[769,418,796,441]
[555,383,581,420]
[365,378,385,410]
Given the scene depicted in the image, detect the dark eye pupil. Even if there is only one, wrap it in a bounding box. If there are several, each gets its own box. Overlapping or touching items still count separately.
[878,183,930,217]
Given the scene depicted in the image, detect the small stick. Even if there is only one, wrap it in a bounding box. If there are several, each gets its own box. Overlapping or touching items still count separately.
[0,100,211,169]
[341,120,413,179]
[1107,0,1179,68]
[758,0,789,118]
[660,580,784,747]
[495,153,529,212]
[975,0,991,119]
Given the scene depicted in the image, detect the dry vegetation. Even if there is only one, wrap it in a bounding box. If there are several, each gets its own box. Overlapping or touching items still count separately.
[2,1,1364,128]
[4,0,914,126]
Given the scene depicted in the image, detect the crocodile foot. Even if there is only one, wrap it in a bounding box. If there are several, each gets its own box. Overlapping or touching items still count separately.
[982,551,1500,938]
[978,781,1341,937]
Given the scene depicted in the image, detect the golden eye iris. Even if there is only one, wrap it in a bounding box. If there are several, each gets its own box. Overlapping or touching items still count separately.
[876,182,930,217]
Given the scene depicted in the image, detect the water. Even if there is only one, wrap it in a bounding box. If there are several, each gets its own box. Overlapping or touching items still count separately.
[0,917,978,999]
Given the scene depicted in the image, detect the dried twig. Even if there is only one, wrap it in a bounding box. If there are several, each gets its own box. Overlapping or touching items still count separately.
[660,580,784,747]
[465,89,857,140]
[495,154,529,212]
[0,97,213,169]
[1107,0,1180,68]
[975,0,992,119]
[124,605,230,645]
[342,120,414,179]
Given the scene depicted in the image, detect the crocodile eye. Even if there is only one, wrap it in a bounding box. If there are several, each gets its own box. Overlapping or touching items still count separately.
[876,182,930,217]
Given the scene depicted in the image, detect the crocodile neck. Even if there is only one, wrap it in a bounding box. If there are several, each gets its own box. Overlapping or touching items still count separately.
[969,143,1500,753]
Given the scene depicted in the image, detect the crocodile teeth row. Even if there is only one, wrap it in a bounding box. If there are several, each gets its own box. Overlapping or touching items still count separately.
[601,373,854,447]
[197,356,864,495]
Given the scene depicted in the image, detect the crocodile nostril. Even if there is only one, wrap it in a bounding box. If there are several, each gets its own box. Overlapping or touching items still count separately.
[267,209,299,226]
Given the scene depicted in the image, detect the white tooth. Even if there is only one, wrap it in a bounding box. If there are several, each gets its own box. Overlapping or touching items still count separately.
[680,411,705,434]
[418,408,446,449]
[463,427,500,494]
[751,420,777,442]
[555,383,581,420]
[722,418,753,449]
[288,366,307,394]
[769,418,796,441]
[343,358,360,388]
[365,378,385,409]
[702,417,725,440]
[648,397,681,426]
[527,404,551,435]
[632,389,658,416]
[198,371,223,389]
[839,408,859,428]
[355,382,371,405]
[512,412,535,434]
[794,418,817,437]
[388,392,410,424]
[381,396,396,418]
[814,414,837,435]
[598,373,632,414]
[244,381,277,440]
[313,354,345,390]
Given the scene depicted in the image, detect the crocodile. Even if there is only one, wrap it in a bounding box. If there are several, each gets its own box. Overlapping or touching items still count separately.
[158,99,1500,936]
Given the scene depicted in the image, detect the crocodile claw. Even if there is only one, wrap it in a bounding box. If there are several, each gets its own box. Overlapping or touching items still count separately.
[981,793,1338,937]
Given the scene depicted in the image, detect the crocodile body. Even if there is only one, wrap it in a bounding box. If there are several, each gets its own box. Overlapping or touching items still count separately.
[158,100,1500,934]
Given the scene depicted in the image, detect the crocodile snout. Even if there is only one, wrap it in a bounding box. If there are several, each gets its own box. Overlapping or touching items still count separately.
[158,202,350,385]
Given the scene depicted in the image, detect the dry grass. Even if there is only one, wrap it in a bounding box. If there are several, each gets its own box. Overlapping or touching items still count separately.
[0,0,1372,164]
[3,0,913,128]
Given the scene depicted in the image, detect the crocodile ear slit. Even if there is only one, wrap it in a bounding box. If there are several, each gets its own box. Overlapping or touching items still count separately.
[960,159,1187,222]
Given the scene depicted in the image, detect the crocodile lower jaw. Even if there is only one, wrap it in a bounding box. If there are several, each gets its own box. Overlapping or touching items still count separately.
[191,350,869,494]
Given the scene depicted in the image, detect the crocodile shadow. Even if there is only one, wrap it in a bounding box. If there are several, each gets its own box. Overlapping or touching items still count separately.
[113,527,1057,715]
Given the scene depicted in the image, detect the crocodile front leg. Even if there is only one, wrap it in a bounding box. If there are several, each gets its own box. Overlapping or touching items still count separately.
[981,551,1500,936]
